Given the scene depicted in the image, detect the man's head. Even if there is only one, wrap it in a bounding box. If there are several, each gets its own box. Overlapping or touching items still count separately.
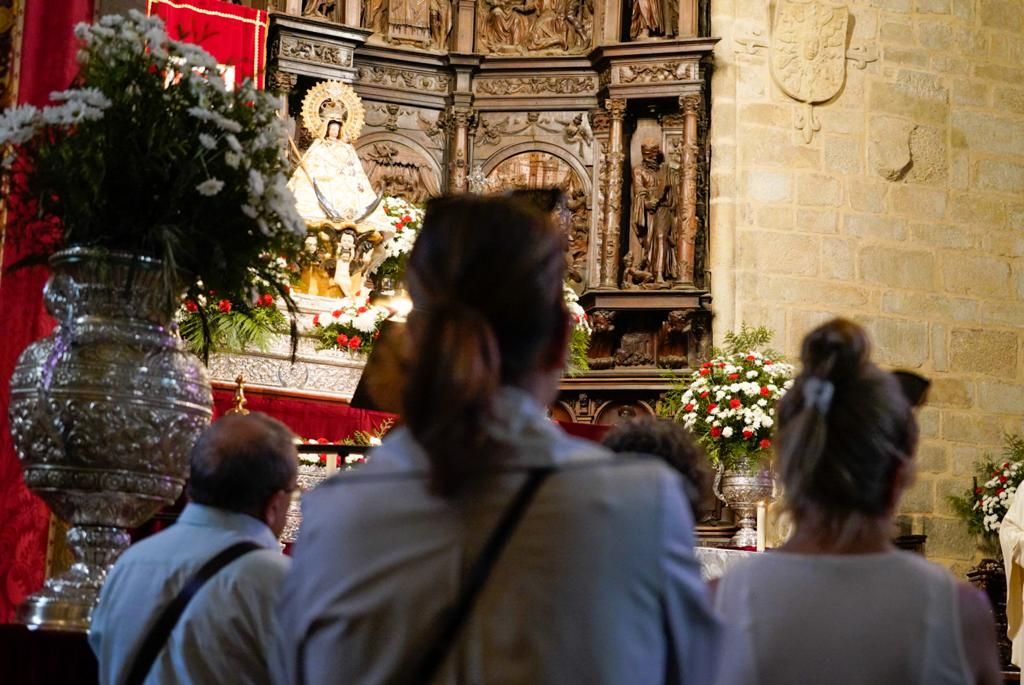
[188,413,298,538]
[641,142,663,167]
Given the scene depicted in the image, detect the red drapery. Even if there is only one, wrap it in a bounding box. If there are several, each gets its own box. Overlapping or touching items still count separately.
[0,0,94,624]
[212,389,397,441]
[147,0,269,88]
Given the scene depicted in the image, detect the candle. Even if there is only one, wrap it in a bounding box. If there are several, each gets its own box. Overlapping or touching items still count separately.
[756,502,767,552]
[326,452,339,477]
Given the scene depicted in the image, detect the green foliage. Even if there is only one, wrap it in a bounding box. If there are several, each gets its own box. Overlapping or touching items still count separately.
[565,325,591,378]
[178,299,286,355]
[719,324,780,359]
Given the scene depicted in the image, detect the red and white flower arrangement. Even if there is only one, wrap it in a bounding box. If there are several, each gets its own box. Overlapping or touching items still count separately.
[949,435,1024,540]
[308,293,390,354]
[368,197,423,283]
[659,327,793,468]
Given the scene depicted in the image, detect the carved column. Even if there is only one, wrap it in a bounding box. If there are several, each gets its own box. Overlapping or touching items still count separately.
[446,106,476,192]
[676,93,700,285]
[455,0,476,52]
[344,0,361,26]
[678,0,698,38]
[599,98,627,289]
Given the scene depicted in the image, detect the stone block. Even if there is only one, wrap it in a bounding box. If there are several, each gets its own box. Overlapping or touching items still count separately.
[942,410,1007,447]
[744,127,821,169]
[935,478,971,517]
[942,255,1012,298]
[990,33,1024,67]
[880,20,914,43]
[739,103,793,129]
[743,170,793,203]
[796,173,842,207]
[869,116,915,180]
[916,20,956,51]
[786,309,841,352]
[952,110,1024,158]
[949,192,1005,225]
[931,55,971,75]
[871,0,912,12]
[949,328,1017,375]
[845,213,908,241]
[975,63,1024,84]
[755,206,795,230]
[928,377,974,408]
[823,135,863,175]
[760,274,870,309]
[956,26,990,54]
[918,406,940,439]
[795,208,839,234]
[980,0,1024,32]
[881,290,978,321]
[921,518,974,561]
[951,444,988,476]
[817,109,866,136]
[891,185,947,218]
[821,238,856,280]
[977,381,1024,413]
[952,78,990,107]
[984,233,1024,257]
[917,442,949,474]
[993,87,1024,113]
[932,323,949,372]
[846,178,889,213]
[975,158,1024,194]
[901,478,934,514]
[910,223,980,250]
[907,125,949,184]
[883,46,932,70]
[916,0,950,13]
[861,316,930,368]
[859,246,935,289]
[737,230,819,276]
[979,301,1024,327]
[869,80,949,126]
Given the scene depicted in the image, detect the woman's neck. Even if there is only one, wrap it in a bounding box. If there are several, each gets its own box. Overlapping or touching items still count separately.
[780,511,897,555]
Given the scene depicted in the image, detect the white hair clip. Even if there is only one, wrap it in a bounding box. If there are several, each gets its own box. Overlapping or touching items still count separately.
[803,377,834,414]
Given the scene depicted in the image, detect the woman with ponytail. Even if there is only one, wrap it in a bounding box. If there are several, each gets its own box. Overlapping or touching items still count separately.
[274,194,721,685]
[714,318,999,685]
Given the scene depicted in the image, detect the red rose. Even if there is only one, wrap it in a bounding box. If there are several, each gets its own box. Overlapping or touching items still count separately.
[998,488,1006,496]
[707,403,718,413]
[185,300,198,313]
[348,335,362,349]
[699,391,710,398]
[760,386,771,396]
[710,427,722,438]
[373,330,380,340]
[975,487,984,495]
[728,373,740,380]
[148,64,158,74]
[742,429,754,439]
[683,403,694,412]
[317,437,329,444]
[746,355,755,361]
[1001,475,1008,483]
[729,398,742,409]
[336,333,349,346]
[702,362,712,369]
[332,309,342,318]
[699,368,710,376]
[759,438,772,450]
[217,299,232,313]
[402,214,412,223]
[357,306,368,314]
[312,314,320,326]
[260,293,275,306]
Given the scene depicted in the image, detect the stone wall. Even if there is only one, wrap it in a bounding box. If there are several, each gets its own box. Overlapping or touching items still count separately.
[710,0,1024,571]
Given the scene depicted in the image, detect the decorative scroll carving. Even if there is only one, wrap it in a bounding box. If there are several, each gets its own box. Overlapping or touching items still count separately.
[358,141,442,202]
[477,0,594,55]
[618,61,697,84]
[366,103,416,131]
[588,309,616,369]
[267,69,298,94]
[417,109,446,141]
[276,35,353,68]
[475,76,596,96]
[356,65,451,93]
[615,332,654,367]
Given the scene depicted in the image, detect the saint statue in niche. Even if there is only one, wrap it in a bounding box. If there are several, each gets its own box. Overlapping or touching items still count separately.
[629,0,665,40]
[626,142,677,289]
[288,80,394,297]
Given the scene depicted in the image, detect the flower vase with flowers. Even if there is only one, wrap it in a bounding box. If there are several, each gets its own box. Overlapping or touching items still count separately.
[658,325,793,548]
[2,12,305,629]
[949,434,1024,552]
[309,294,391,355]
[368,197,423,287]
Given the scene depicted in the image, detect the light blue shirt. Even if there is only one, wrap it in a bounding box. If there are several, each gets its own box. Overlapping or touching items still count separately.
[274,387,721,684]
[90,503,289,685]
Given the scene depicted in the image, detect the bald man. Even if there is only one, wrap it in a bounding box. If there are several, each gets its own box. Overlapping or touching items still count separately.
[90,413,298,685]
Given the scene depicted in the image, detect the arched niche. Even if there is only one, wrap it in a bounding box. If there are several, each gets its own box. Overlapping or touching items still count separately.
[356,132,443,203]
[480,142,591,196]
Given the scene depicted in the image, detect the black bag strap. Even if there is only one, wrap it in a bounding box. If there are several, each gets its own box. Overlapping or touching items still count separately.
[410,466,554,684]
[123,541,263,685]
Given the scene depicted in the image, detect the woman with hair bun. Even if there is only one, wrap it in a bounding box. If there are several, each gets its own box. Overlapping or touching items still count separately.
[714,318,1000,685]
[274,194,721,685]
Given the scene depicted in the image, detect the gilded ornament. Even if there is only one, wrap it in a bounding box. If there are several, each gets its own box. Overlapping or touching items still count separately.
[300,80,366,142]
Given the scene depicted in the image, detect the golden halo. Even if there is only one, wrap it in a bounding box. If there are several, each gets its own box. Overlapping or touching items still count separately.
[300,80,365,143]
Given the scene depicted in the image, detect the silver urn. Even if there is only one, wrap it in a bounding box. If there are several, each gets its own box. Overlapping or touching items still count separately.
[714,458,775,549]
[8,248,212,631]
[280,462,329,544]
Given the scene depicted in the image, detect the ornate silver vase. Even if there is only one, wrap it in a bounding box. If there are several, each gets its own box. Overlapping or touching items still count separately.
[8,247,212,631]
[714,458,775,549]
[281,462,329,544]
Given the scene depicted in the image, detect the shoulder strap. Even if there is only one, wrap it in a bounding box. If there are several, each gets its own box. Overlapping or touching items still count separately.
[410,466,554,685]
[123,541,263,685]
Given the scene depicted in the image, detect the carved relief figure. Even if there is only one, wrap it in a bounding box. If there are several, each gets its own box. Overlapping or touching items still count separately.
[389,0,431,44]
[429,0,452,49]
[478,0,592,54]
[359,142,442,203]
[626,143,676,288]
[303,0,337,19]
[629,0,664,40]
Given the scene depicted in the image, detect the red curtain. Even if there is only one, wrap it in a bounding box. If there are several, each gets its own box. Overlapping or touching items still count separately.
[212,389,397,441]
[0,0,94,624]
[147,0,269,88]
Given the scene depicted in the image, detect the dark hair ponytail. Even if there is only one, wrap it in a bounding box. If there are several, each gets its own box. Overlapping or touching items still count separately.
[776,318,918,524]
[402,194,567,498]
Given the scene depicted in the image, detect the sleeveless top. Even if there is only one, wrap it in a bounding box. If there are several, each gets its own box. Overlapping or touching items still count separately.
[714,549,973,685]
